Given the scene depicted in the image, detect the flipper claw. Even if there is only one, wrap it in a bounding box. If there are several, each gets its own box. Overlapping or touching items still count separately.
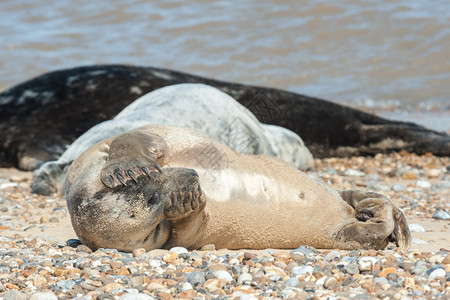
[127,170,138,183]
[116,173,127,186]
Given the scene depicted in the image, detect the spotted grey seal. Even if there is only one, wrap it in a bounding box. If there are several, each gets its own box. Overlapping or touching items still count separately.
[32,84,313,195]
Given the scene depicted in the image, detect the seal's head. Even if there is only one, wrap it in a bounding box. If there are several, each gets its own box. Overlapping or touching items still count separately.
[67,168,200,252]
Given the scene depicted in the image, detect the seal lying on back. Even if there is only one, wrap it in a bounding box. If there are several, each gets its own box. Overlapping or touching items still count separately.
[32,84,313,195]
[66,125,410,252]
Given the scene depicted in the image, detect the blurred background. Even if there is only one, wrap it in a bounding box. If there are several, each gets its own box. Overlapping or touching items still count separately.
[1,0,449,131]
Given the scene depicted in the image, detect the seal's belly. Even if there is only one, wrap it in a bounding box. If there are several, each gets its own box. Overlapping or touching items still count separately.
[189,167,355,249]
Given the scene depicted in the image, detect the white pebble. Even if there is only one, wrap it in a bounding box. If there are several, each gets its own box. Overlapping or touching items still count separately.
[30,293,58,300]
[428,268,446,280]
[408,224,426,232]
[343,169,365,177]
[416,180,431,189]
[214,270,233,281]
[169,246,188,254]
[412,237,429,245]
[181,282,193,291]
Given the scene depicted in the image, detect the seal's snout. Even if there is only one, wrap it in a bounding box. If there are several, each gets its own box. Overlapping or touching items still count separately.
[148,192,159,206]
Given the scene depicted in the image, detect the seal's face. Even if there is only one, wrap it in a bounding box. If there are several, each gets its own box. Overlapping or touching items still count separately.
[68,174,170,252]
[67,168,201,252]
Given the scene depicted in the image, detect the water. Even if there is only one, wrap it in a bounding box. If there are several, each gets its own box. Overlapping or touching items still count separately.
[1,0,449,131]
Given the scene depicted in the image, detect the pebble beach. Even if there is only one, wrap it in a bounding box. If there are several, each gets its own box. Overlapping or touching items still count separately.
[0,152,448,299]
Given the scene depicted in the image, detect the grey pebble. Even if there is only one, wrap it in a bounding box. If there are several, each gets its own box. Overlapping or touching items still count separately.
[366,180,389,191]
[66,239,82,248]
[29,292,58,300]
[412,261,429,276]
[291,245,315,256]
[324,250,341,262]
[183,271,206,288]
[3,290,27,300]
[285,277,300,287]
[237,273,253,284]
[432,210,450,220]
[391,184,406,192]
[344,262,359,275]
[55,280,76,292]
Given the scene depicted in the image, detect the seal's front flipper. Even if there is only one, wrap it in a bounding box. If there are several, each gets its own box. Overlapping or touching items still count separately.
[100,131,168,188]
[335,190,411,250]
[163,168,206,221]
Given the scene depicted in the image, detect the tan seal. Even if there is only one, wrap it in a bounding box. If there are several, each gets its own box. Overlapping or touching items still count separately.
[66,125,410,252]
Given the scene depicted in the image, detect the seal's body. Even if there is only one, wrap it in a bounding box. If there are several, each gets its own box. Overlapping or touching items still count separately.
[33,84,313,195]
[66,125,410,252]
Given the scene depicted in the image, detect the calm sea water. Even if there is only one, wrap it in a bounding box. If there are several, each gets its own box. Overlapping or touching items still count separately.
[1,0,449,131]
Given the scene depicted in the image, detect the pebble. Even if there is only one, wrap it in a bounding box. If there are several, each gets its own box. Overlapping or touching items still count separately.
[285,277,300,287]
[324,250,341,261]
[428,268,446,280]
[214,270,233,281]
[343,169,365,177]
[408,223,426,232]
[169,246,189,254]
[416,180,431,189]
[183,271,206,288]
[391,184,406,192]
[29,292,58,300]
[432,210,450,220]
[237,273,253,284]
[291,265,314,276]
[412,237,430,245]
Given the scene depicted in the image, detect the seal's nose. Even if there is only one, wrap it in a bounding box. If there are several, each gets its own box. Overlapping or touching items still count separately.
[148,192,159,206]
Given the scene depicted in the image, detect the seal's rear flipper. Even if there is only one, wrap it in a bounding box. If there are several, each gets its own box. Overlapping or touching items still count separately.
[336,189,410,250]
[390,207,411,250]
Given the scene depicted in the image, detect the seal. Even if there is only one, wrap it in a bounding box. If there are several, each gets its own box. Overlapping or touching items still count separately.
[32,84,313,195]
[65,125,410,252]
[1,65,448,170]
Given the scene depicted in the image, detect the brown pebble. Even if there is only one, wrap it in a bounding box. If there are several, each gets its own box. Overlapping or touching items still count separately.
[244,252,257,259]
[201,244,216,251]
[132,248,146,257]
[103,282,123,293]
[442,254,450,265]
[379,267,397,278]
[49,216,59,223]
[115,267,130,276]
[39,216,48,223]
[163,252,178,263]
[5,283,19,290]
[76,245,93,253]
[179,290,196,298]
[156,291,173,300]
[54,267,68,277]
[324,277,338,289]
[401,172,418,180]
[32,275,47,287]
